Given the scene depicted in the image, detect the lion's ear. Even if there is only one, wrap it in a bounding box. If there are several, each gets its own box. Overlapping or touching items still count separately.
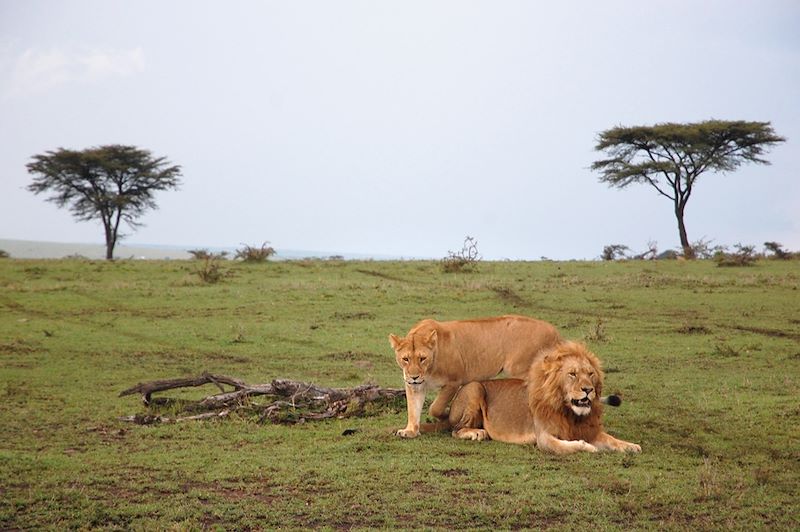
[388,334,402,350]
[424,329,437,347]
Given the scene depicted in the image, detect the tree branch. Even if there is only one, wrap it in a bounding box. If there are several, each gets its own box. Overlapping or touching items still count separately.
[119,372,405,424]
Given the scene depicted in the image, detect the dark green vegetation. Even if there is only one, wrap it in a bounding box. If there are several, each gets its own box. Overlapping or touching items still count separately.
[592,120,785,258]
[1,258,798,529]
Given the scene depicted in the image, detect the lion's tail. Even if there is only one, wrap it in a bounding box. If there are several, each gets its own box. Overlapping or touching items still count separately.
[601,394,622,407]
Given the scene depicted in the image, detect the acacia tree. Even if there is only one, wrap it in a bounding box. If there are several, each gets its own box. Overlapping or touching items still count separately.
[591,120,784,258]
[27,145,182,260]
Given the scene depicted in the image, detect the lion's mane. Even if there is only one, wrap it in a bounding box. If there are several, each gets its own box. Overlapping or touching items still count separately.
[527,341,605,443]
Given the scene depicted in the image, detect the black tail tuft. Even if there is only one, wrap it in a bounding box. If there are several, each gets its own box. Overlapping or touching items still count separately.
[602,394,622,407]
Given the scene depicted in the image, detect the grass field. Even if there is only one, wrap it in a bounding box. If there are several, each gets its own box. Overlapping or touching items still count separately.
[1,257,798,530]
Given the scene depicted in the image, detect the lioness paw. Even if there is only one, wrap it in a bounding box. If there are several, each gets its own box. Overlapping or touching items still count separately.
[625,443,642,453]
[396,428,420,438]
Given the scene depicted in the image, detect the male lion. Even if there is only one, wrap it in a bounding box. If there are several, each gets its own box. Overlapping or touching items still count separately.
[388,315,561,438]
[448,341,641,454]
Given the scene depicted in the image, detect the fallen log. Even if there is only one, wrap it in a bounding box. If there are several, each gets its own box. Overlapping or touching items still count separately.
[119,373,405,425]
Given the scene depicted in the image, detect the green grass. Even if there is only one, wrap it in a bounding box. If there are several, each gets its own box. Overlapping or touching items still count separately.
[1,258,799,529]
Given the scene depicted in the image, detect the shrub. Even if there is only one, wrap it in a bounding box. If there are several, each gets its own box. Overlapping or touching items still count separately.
[188,249,229,260]
[631,240,658,260]
[763,242,793,260]
[441,236,481,273]
[601,244,629,261]
[656,250,680,260]
[235,242,276,262]
[584,318,609,342]
[0,249,9,259]
[689,237,724,259]
[713,243,759,267]
[196,257,225,283]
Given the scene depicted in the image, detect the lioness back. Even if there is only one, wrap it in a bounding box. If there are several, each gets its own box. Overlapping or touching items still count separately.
[418,315,560,383]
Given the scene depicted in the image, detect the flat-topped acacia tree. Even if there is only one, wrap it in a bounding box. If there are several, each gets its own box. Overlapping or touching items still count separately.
[591,120,785,258]
[27,145,182,260]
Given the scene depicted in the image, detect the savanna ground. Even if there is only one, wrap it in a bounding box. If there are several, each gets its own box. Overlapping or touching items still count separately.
[0,257,798,530]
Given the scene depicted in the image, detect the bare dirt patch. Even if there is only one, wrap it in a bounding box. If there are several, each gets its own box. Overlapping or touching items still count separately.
[491,286,529,308]
[356,269,413,283]
[332,311,375,320]
[729,325,800,342]
[435,468,470,477]
[676,324,712,335]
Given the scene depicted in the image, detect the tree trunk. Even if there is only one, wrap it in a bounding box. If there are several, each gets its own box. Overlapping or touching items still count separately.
[103,219,116,260]
[675,203,694,259]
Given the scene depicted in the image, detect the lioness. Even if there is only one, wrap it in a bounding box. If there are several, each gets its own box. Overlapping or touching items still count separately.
[388,315,561,438]
[448,341,641,454]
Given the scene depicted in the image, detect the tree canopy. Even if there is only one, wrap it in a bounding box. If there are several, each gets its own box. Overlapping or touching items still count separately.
[591,120,785,258]
[27,145,182,259]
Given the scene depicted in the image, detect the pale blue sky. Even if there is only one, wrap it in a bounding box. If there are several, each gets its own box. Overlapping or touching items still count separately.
[1,1,798,259]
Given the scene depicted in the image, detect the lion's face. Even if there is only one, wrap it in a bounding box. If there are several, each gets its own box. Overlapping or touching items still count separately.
[530,342,604,418]
[389,330,437,386]
[559,355,600,416]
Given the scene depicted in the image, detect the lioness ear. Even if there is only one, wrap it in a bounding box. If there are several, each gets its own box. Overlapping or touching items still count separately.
[424,329,437,347]
[388,334,402,350]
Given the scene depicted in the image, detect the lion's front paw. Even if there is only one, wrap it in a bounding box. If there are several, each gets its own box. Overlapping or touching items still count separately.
[396,428,420,438]
[579,440,599,453]
[466,429,488,441]
[625,443,642,453]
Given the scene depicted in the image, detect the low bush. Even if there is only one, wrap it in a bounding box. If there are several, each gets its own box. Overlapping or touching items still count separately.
[763,241,795,260]
[713,243,758,267]
[195,257,226,283]
[441,236,481,273]
[235,242,276,262]
[188,248,229,260]
[601,244,629,261]
[690,237,725,259]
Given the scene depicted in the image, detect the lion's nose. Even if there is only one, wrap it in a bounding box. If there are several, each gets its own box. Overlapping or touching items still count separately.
[409,375,420,381]
[582,386,593,395]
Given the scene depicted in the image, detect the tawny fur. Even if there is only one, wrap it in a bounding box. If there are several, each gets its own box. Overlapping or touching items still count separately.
[448,341,641,454]
[388,315,561,438]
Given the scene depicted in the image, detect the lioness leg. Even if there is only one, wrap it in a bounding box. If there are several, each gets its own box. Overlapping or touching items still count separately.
[448,382,488,441]
[397,384,426,438]
[429,383,459,420]
[591,431,641,453]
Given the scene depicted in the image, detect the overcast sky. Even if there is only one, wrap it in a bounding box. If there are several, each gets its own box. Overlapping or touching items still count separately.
[1,1,798,259]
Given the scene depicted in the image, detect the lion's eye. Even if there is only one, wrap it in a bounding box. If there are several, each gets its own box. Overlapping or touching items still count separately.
[419,356,427,363]
[402,357,409,363]
[568,372,576,378]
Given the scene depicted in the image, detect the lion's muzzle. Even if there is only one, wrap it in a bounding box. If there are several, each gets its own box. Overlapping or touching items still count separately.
[570,395,593,416]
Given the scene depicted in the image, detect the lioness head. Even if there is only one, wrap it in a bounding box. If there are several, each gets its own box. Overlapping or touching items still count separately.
[389,329,437,386]
[530,341,604,417]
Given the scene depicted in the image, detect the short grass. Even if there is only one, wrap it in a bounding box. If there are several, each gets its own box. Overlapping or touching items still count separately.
[1,258,798,529]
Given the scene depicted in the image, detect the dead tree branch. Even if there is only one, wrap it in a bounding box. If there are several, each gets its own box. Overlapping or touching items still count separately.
[119,373,405,425]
